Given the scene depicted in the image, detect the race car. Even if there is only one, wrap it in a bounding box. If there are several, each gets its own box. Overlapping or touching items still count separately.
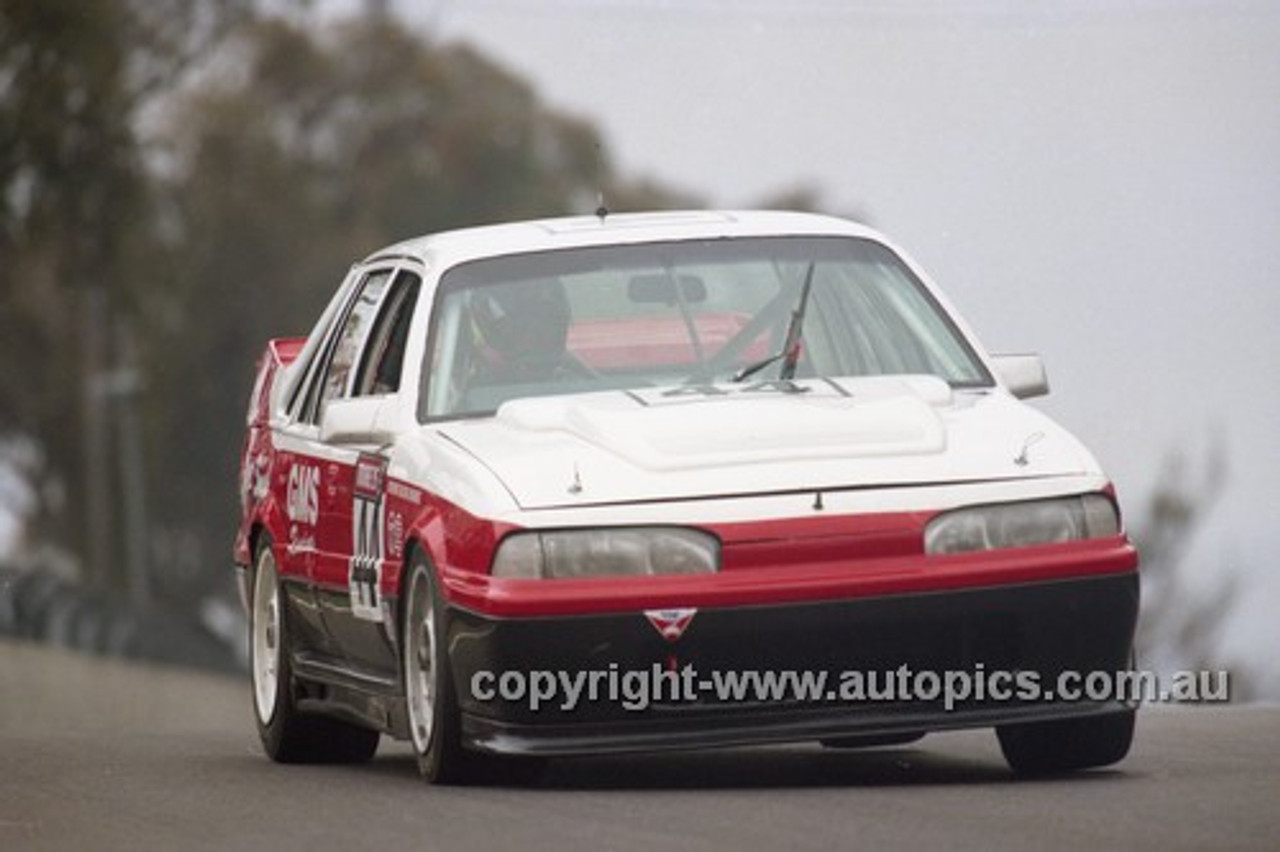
[234,210,1139,783]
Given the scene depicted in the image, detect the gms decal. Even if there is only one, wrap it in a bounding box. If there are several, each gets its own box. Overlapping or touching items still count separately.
[285,462,320,526]
[350,453,388,622]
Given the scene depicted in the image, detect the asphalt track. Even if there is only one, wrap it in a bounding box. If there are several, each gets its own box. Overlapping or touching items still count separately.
[2,641,1277,851]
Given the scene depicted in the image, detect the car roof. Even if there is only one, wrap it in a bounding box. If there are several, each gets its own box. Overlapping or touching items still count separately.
[362,210,883,269]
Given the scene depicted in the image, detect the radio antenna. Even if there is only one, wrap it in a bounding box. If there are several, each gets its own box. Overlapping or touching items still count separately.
[594,142,609,222]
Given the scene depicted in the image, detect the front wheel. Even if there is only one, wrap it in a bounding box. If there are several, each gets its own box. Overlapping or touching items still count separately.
[250,535,379,764]
[402,554,474,783]
[402,553,548,786]
[997,709,1135,775]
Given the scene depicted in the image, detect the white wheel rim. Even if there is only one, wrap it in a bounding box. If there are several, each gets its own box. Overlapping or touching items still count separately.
[405,570,437,753]
[252,548,281,724]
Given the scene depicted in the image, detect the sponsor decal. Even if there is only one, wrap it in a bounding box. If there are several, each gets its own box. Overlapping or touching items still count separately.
[644,608,697,643]
[386,510,405,560]
[240,447,270,509]
[285,462,320,526]
[354,454,387,500]
[250,451,271,501]
[350,454,389,622]
[629,379,843,406]
[286,533,316,556]
[386,479,423,506]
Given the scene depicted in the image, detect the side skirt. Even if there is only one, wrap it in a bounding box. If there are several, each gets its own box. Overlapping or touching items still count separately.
[291,651,411,739]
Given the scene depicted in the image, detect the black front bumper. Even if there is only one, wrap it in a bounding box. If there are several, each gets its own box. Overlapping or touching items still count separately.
[446,572,1139,756]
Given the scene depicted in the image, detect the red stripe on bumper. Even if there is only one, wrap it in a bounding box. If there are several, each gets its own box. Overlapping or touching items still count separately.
[444,537,1138,618]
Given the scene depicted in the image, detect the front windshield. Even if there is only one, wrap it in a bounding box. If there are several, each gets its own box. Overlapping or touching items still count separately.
[421,236,991,420]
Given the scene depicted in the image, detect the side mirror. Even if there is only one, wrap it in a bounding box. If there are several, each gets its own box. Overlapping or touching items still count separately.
[990,354,1050,399]
[320,396,396,446]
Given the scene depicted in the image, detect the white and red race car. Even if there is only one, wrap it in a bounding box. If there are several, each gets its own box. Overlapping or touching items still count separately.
[234,210,1138,783]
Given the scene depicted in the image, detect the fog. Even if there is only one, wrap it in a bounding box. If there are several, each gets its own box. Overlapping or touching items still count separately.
[411,0,1280,689]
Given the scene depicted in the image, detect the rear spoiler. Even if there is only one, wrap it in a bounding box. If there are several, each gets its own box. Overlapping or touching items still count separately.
[269,336,307,368]
[245,336,306,426]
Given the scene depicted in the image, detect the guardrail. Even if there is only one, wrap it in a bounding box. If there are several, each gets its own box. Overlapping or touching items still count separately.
[0,567,244,673]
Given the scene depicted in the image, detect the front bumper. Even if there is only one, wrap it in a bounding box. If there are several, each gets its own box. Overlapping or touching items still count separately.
[447,571,1140,756]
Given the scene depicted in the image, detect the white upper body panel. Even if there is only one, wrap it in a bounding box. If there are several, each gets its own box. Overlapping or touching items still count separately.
[270,210,1106,525]
[368,210,874,271]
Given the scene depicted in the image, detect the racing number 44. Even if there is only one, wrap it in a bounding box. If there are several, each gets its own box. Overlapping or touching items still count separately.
[350,453,387,622]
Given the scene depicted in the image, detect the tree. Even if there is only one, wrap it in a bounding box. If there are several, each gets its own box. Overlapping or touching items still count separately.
[0,0,254,592]
[1,2,691,647]
[139,12,692,605]
[1131,437,1248,696]
[1,1,148,576]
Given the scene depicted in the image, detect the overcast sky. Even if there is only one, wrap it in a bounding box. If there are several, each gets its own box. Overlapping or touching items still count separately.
[388,0,1280,688]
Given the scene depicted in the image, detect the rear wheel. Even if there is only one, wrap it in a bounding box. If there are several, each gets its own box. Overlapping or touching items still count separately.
[997,709,1135,775]
[250,535,380,764]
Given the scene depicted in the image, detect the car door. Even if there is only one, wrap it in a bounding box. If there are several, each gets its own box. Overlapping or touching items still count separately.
[265,267,366,660]
[302,265,422,677]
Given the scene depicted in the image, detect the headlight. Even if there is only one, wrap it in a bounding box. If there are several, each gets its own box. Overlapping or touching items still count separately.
[491,527,720,579]
[924,494,1120,555]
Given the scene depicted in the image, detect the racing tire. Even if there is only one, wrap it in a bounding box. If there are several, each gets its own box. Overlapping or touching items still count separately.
[402,553,476,784]
[250,535,380,764]
[997,709,1135,776]
[401,553,547,786]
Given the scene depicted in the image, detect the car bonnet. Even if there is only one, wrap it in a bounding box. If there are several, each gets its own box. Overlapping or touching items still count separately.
[435,376,1101,510]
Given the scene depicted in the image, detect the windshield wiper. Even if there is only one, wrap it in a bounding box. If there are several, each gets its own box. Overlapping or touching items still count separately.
[731,261,816,384]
